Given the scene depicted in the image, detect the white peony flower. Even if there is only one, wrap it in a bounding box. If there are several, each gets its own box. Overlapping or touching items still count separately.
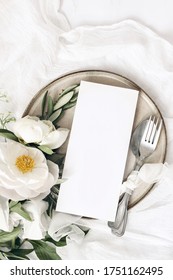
[0,141,59,201]
[11,115,69,149]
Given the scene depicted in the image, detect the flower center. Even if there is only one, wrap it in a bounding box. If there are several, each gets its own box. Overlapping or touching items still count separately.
[15,155,35,173]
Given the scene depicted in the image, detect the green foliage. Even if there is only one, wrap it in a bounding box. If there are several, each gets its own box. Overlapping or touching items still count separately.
[0,112,16,129]
[4,249,34,260]
[28,240,61,260]
[9,201,32,221]
[38,145,54,155]
[0,129,18,141]
[41,90,48,117]
[41,84,79,124]
[0,226,21,244]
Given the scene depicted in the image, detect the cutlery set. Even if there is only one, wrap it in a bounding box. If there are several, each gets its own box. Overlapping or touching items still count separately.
[108,115,163,236]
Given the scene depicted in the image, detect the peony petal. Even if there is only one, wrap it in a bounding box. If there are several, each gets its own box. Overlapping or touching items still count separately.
[40,128,69,149]
[0,163,23,188]
[5,141,29,166]
[47,160,59,183]
[0,186,24,201]
[12,117,44,143]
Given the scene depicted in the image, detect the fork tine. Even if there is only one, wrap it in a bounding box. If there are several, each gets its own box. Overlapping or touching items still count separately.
[146,116,156,143]
[149,116,158,143]
[153,118,163,146]
[150,117,159,144]
[143,116,152,140]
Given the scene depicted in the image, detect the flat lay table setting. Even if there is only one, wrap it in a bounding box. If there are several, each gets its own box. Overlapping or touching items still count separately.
[0,0,173,260]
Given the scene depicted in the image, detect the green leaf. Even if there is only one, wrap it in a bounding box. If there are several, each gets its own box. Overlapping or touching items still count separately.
[3,246,33,260]
[10,202,32,221]
[73,85,80,94]
[52,111,65,126]
[9,201,18,208]
[0,226,21,244]
[0,252,8,260]
[63,101,76,110]
[5,252,30,260]
[48,109,62,122]
[46,153,65,165]
[70,92,78,103]
[47,96,54,118]
[41,90,48,117]
[54,91,74,110]
[11,248,34,257]
[29,240,61,260]
[44,234,66,247]
[59,84,79,97]
[38,145,54,155]
[56,178,66,184]
[0,129,18,141]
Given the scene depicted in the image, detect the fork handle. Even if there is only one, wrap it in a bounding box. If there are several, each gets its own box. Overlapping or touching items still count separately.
[109,190,132,230]
[111,207,128,236]
[135,158,144,171]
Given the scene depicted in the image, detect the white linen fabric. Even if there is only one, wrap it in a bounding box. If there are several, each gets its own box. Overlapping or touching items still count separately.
[60,0,173,44]
[0,0,173,259]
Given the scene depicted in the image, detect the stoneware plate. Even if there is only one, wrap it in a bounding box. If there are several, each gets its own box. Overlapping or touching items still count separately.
[23,70,167,208]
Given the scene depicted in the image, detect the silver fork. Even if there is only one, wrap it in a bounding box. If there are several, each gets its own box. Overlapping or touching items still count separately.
[135,115,163,170]
[109,115,163,236]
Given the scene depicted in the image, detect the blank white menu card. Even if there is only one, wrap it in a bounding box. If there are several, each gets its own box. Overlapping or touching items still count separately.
[56,81,139,221]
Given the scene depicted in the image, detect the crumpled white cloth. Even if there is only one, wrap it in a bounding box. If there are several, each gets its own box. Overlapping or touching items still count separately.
[1,1,173,259]
[0,198,50,240]
[120,162,168,195]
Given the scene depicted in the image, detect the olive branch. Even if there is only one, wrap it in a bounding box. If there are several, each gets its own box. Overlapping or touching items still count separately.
[41,84,79,125]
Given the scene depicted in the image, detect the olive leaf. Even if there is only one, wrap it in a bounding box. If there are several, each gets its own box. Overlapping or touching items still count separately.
[38,145,54,155]
[59,84,78,97]
[0,129,18,141]
[28,240,61,260]
[10,202,32,221]
[46,153,65,165]
[0,252,8,260]
[46,84,79,125]
[5,248,34,260]
[63,101,77,110]
[41,90,48,117]
[48,108,62,122]
[69,92,78,103]
[47,96,54,118]
[0,226,21,244]
[52,111,65,126]
[54,91,74,111]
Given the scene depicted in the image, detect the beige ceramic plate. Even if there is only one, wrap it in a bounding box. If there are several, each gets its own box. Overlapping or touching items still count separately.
[23,70,167,208]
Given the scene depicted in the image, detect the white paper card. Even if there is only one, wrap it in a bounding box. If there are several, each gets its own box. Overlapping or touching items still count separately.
[56,81,139,221]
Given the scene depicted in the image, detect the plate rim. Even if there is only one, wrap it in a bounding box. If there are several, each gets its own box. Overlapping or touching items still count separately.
[23,69,167,208]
